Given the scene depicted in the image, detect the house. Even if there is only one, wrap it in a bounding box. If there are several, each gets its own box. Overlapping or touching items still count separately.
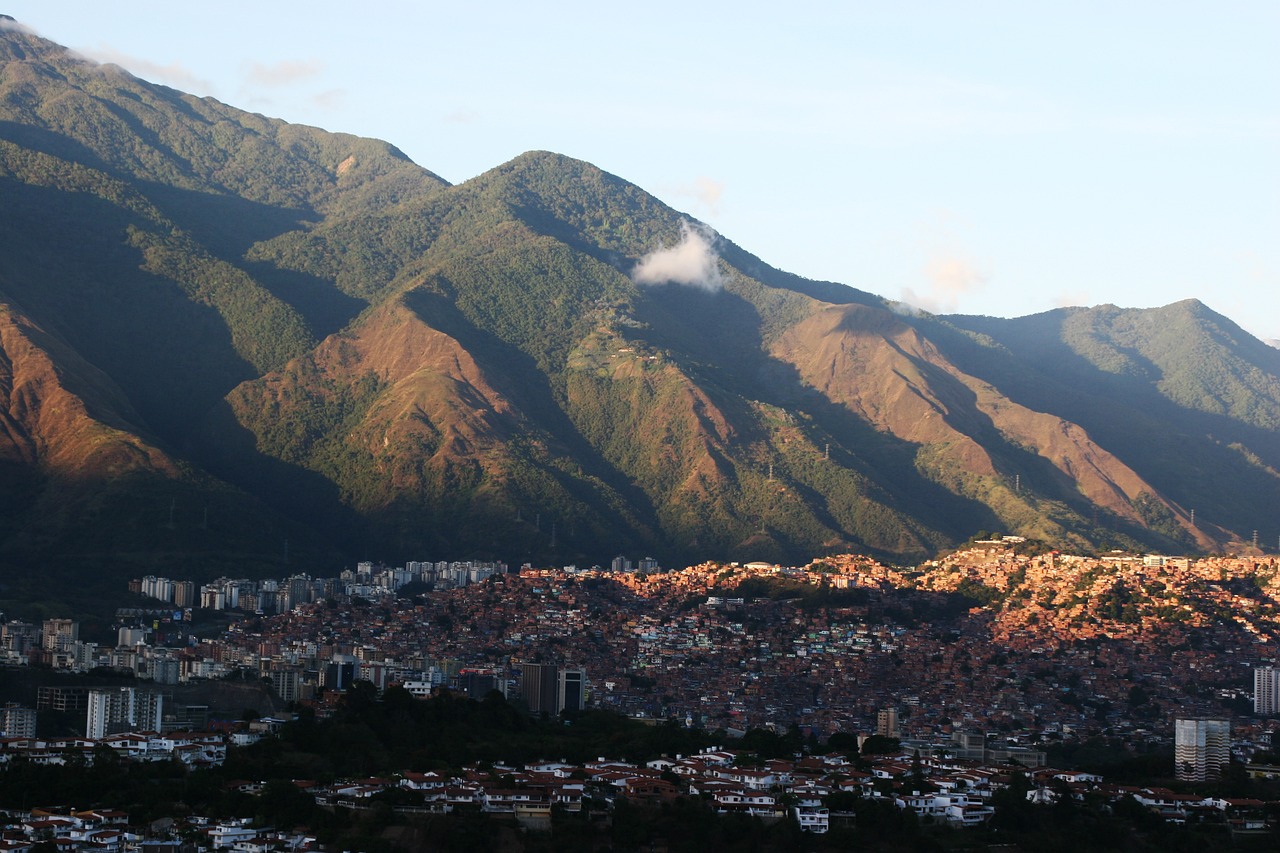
[623,777,680,804]
[793,804,829,834]
[713,791,781,818]
[400,770,448,791]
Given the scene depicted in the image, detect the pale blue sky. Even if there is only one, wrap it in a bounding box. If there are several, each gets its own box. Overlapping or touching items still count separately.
[6,1,1278,339]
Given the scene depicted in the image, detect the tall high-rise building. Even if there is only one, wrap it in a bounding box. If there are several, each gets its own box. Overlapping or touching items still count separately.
[558,667,586,714]
[41,619,78,652]
[1,621,39,656]
[37,686,92,713]
[877,708,900,739]
[173,581,197,608]
[1255,666,1280,716]
[460,670,506,700]
[269,669,301,703]
[520,663,560,715]
[86,687,164,738]
[520,663,586,715]
[152,658,181,685]
[323,659,358,691]
[135,689,164,732]
[1175,718,1229,782]
[87,688,130,738]
[0,703,37,738]
[285,575,314,610]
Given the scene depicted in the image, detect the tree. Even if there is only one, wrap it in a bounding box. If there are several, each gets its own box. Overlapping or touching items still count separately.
[342,679,379,717]
[257,779,320,829]
[990,771,1036,832]
[825,731,859,757]
[859,734,900,756]
[909,749,935,793]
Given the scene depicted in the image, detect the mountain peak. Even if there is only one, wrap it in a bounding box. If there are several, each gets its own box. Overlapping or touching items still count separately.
[486,149,626,190]
[0,16,83,63]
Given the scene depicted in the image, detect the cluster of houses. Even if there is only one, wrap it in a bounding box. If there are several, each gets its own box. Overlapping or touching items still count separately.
[0,725,273,768]
[0,812,319,853]
[0,809,133,853]
[1,729,1276,849]
[300,746,989,834]
[285,746,1274,835]
[292,748,1276,847]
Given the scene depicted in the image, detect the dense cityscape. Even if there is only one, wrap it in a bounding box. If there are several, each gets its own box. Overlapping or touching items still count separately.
[4,540,1280,848]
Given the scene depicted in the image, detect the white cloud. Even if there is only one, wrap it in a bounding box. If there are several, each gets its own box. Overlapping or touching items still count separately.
[0,17,34,34]
[79,46,217,94]
[899,251,987,315]
[312,89,347,111]
[632,222,723,291]
[1053,290,1091,309]
[443,108,482,125]
[894,212,991,316]
[692,177,724,212]
[244,59,323,88]
[665,176,725,217]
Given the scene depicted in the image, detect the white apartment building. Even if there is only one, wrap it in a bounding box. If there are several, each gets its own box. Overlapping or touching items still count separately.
[1255,666,1280,716]
[1175,718,1229,782]
[86,688,164,738]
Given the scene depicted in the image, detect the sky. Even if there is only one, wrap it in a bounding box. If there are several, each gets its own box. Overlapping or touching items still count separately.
[5,1,1279,339]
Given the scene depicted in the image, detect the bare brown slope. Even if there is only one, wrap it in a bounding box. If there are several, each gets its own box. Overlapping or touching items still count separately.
[220,295,650,557]
[0,297,179,478]
[311,297,522,503]
[773,302,1214,548]
[227,297,516,502]
[562,324,944,559]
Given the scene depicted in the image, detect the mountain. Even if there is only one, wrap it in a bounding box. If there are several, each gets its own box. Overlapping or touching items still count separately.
[2,18,1277,602]
[935,303,1280,550]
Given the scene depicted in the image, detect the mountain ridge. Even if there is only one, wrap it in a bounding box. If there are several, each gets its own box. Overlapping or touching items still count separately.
[0,20,1275,604]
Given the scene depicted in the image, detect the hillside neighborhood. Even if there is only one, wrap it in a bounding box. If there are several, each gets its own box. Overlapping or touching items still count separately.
[4,543,1280,846]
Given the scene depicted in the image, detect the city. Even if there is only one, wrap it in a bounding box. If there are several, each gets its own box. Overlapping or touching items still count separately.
[3,541,1280,847]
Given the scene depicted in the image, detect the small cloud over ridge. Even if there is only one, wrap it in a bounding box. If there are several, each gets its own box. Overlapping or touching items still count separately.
[0,17,35,34]
[632,222,723,291]
[666,176,725,217]
[899,250,987,315]
[245,59,323,88]
[444,108,481,125]
[312,89,346,111]
[1053,290,1091,309]
[81,46,216,94]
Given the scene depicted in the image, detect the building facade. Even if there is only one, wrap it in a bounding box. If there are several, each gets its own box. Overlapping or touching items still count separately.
[1255,666,1280,716]
[877,708,900,739]
[0,703,37,738]
[1175,718,1230,782]
[37,685,92,713]
[41,618,78,652]
[558,667,586,714]
[86,687,164,738]
[520,663,560,715]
